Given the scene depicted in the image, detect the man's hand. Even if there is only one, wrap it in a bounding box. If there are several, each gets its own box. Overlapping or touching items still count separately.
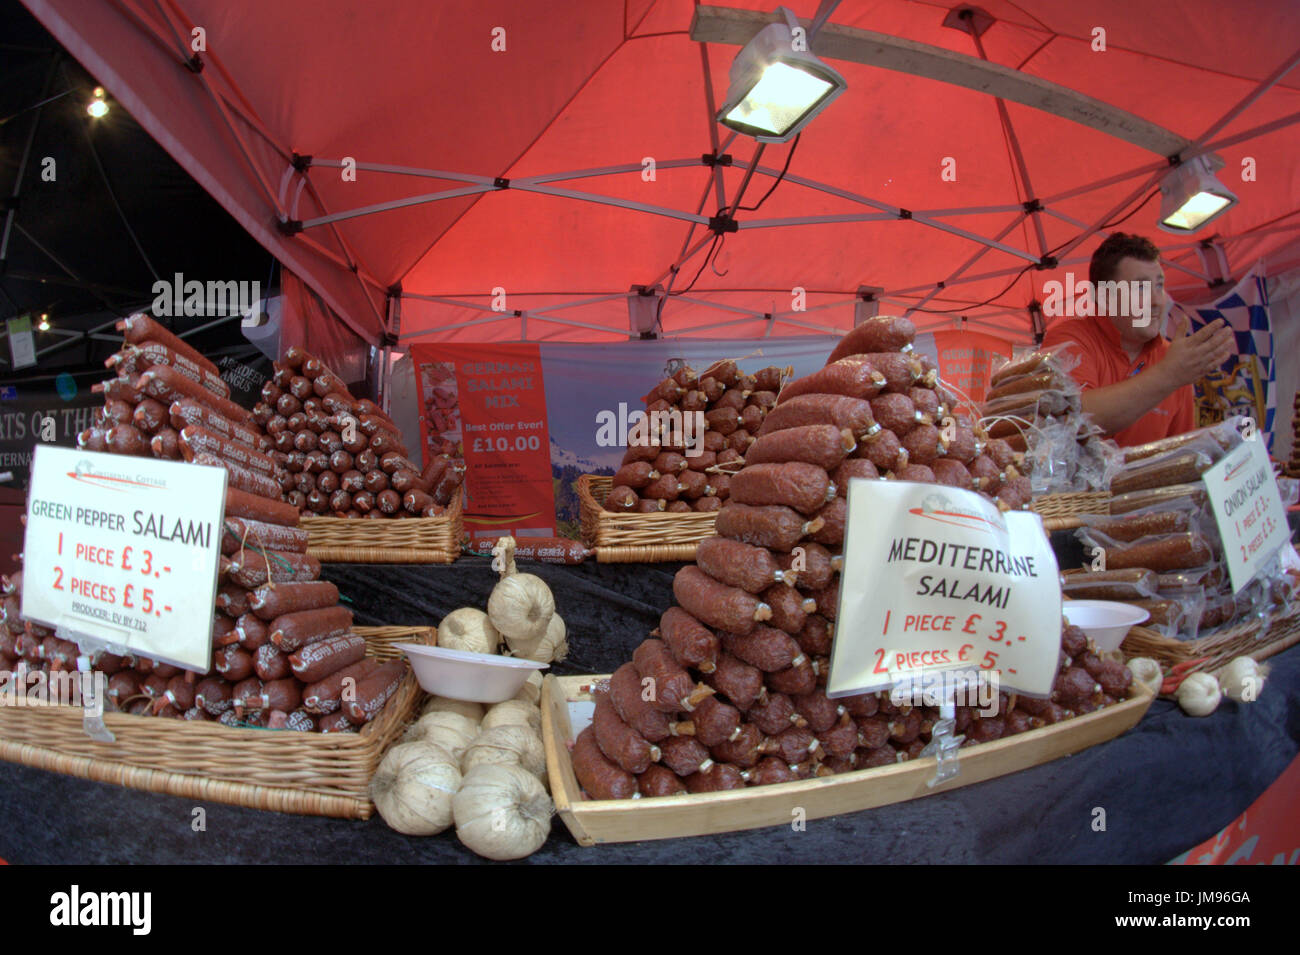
[1157,315,1236,388]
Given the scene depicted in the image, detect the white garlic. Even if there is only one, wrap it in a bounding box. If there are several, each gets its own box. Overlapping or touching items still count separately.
[436,607,501,655]
[403,711,479,761]
[453,764,553,860]
[1218,656,1266,703]
[482,698,543,734]
[370,741,461,836]
[1176,671,1221,717]
[1126,657,1163,695]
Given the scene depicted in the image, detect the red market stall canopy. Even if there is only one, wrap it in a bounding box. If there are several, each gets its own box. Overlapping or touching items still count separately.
[21,0,1300,345]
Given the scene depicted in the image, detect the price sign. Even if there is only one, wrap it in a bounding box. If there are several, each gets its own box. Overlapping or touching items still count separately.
[827,480,1061,698]
[1201,439,1288,593]
[22,446,227,672]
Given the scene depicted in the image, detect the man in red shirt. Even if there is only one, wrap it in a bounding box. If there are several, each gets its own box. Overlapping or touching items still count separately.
[1042,233,1236,447]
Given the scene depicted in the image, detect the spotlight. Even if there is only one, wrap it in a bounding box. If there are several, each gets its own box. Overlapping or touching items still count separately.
[37,313,50,332]
[88,87,109,118]
[717,7,846,143]
[1158,154,1238,233]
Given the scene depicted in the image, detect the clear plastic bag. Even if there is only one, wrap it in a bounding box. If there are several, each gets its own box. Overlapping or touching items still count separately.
[1060,567,1160,600]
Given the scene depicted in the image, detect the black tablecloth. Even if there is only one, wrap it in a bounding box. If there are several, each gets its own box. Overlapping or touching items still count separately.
[2,557,1297,865]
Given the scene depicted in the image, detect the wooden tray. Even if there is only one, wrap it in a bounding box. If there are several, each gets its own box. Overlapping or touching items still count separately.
[542,673,1154,845]
[578,474,717,563]
[300,487,463,563]
[0,625,431,819]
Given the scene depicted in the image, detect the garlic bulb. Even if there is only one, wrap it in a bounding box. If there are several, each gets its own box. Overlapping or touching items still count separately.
[453,763,553,860]
[421,695,485,724]
[1126,657,1163,695]
[462,724,547,779]
[488,537,555,642]
[482,699,543,734]
[1176,671,1221,717]
[370,741,461,836]
[1218,656,1267,703]
[403,711,479,761]
[513,671,544,706]
[437,607,501,655]
[508,612,567,662]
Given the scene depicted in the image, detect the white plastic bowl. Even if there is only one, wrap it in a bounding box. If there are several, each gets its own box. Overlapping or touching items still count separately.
[1061,600,1150,652]
[395,643,548,703]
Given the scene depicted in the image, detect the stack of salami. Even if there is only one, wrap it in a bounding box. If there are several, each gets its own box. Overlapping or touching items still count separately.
[569,316,1129,798]
[255,347,464,518]
[0,550,87,702]
[65,313,405,732]
[603,360,788,514]
[1065,422,1289,639]
[979,350,1117,493]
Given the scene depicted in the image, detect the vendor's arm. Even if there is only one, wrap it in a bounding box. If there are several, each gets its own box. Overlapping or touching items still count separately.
[1079,319,1235,437]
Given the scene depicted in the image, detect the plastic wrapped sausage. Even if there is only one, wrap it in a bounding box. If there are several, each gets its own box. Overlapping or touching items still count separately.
[1080,509,1191,542]
[674,565,773,635]
[757,394,879,441]
[695,537,794,594]
[777,359,888,404]
[1059,568,1159,600]
[572,726,638,799]
[826,315,916,363]
[730,462,834,515]
[715,503,824,552]
[1084,532,1213,572]
[658,607,720,673]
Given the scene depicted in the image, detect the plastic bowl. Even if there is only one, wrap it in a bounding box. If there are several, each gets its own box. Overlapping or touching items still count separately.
[1061,600,1150,652]
[395,643,548,703]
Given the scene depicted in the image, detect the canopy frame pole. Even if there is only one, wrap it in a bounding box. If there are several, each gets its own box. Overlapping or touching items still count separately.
[1183,46,1300,155]
[1039,206,1212,282]
[699,41,729,214]
[904,211,1031,317]
[397,313,515,341]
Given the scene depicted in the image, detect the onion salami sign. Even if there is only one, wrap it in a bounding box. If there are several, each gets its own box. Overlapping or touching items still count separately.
[21,446,227,672]
[828,480,1061,698]
[1201,437,1288,593]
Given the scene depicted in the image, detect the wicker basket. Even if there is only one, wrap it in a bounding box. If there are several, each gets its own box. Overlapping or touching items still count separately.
[0,625,431,819]
[1120,603,1300,683]
[300,487,463,563]
[1030,491,1111,520]
[578,474,717,562]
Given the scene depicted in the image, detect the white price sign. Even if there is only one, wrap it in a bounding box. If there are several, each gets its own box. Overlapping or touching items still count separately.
[22,446,227,672]
[1201,439,1288,593]
[828,480,1061,698]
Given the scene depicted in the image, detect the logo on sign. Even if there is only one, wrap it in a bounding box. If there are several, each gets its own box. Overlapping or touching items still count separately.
[909,491,1003,535]
[69,459,166,493]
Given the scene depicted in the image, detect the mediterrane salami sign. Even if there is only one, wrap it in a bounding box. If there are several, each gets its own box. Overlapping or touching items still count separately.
[22,446,226,672]
[828,480,1061,697]
[1201,438,1288,593]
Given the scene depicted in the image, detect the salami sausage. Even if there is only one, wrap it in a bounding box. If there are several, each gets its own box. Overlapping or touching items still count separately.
[674,565,772,634]
[269,605,353,652]
[705,651,764,711]
[1098,533,1214,572]
[793,689,844,733]
[777,359,888,405]
[710,722,764,767]
[109,341,230,398]
[763,583,816,633]
[854,426,907,472]
[695,537,794,593]
[608,662,672,742]
[724,625,804,673]
[870,393,925,436]
[117,314,220,376]
[136,367,252,425]
[932,459,973,489]
[194,677,233,716]
[809,497,846,548]
[253,643,290,681]
[715,502,824,552]
[730,462,833,514]
[180,426,281,477]
[633,638,713,713]
[290,633,366,683]
[747,425,854,472]
[226,548,321,589]
[689,695,742,747]
[213,645,254,682]
[757,394,879,441]
[611,461,659,489]
[131,398,168,434]
[901,423,946,467]
[833,458,879,494]
[592,692,660,774]
[150,427,181,459]
[767,658,817,695]
[107,424,150,456]
[658,607,720,673]
[572,726,639,799]
[641,473,680,501]
[685,762,747,792]
[194,452,281,500]
[344,660,406,725]
[638,764,687,797]
[777,543,837,592]
[236,613,271,651]
[78,427,109,452]
[762,726,820,764]
[302,658,382,714]
[827,315,916,363]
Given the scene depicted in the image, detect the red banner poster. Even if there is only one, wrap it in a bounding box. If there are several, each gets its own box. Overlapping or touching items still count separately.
[1170,753,1300,865]
[412,343,554,539]
[932,330,1014,405]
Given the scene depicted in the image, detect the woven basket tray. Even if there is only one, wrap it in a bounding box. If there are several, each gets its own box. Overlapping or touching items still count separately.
[1120,603,1300,681]
[1030,491,1111,521]
[578,474,717,563]
[300,487,463,563]
[0,625,431,819]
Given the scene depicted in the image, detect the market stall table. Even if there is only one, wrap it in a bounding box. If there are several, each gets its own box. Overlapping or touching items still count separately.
[2,558,1297,864]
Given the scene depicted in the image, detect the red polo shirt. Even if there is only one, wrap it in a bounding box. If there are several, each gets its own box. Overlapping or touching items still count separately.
[1041,317,1195,447]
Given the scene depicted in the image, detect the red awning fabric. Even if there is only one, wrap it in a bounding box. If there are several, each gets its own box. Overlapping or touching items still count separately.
[23,0,1300,344]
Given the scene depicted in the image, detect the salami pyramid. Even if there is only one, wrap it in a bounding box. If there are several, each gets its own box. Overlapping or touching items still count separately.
[571,317,1132,798]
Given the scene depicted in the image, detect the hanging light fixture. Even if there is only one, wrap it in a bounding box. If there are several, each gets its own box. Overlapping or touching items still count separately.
[87,87,109,118]
[717,6,847,143]
[37,313,51,331]
[1157,154,1238,233]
